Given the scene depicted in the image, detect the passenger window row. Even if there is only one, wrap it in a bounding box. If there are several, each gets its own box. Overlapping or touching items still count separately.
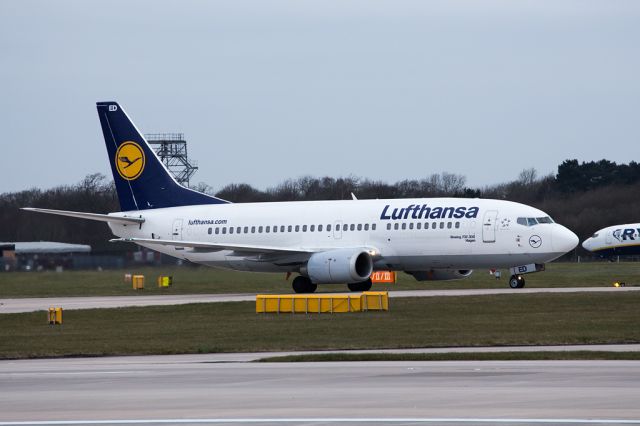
[386,221,461,231]
[207,223,377,235]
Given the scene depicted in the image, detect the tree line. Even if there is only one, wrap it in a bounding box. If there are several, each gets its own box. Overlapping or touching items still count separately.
[2,160,639,254]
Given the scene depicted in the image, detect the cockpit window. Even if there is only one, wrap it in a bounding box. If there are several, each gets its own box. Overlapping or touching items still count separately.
[536,217,554,224]
[591,233,599,239]
[517,216,554,227]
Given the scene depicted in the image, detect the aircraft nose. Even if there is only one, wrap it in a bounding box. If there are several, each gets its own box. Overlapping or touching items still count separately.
[553,225,579,253]
[581,238,593,252]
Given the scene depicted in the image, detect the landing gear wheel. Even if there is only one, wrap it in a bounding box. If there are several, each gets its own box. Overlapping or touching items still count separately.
[509,275,525,289]
[292,276,317,293]
[348,278,373,292]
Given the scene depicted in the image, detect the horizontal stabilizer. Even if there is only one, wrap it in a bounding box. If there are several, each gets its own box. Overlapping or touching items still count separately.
[110,237,315,254]
[22,208,145,225]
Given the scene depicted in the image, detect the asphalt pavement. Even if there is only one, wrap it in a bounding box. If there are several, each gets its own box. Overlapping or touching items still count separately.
[2,286,639,313]
[1,356,639,425]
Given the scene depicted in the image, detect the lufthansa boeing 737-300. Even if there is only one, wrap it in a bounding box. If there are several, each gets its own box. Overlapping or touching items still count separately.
[23,102,579,292]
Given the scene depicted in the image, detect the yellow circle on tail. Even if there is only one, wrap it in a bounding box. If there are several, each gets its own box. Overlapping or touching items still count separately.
[115,141,145,180]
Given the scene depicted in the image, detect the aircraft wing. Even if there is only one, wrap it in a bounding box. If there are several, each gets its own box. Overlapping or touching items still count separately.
[110,237,317,254]
[22,207,145,225]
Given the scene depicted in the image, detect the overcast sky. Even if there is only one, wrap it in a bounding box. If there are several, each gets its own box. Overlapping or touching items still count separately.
[1,0,639,194]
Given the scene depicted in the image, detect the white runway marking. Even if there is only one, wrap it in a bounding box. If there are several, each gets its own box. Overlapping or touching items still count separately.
[2,418,640,425]
[12,370,136,376]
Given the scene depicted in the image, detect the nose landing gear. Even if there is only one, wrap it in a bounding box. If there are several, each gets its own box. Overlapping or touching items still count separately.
[506,263,545,289]
[509,275,525,289]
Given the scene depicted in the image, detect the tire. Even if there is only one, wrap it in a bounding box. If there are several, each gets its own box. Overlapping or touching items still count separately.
[509,275,525,289]
[348,278,373,292]
[292,276,317,293]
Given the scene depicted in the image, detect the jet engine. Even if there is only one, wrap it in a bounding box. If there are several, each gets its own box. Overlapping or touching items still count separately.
[406,269,473,281]
[304,248,374,284]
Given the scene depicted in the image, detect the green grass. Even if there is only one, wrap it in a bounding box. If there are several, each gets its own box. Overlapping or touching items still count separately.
[1,261,639,298]
[1,292,639,359]
[0,267,288,298]
[257,351,640,362]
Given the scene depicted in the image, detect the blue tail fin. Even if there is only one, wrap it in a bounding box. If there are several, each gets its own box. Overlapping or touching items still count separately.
[96,101,229,211]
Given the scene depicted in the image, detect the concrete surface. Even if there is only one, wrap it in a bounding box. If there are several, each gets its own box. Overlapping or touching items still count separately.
[1,356,640,425]
[2,286,639,313]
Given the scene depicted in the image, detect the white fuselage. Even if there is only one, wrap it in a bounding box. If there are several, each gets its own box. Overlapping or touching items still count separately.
[108,197,578,275]
[582,223,640,257]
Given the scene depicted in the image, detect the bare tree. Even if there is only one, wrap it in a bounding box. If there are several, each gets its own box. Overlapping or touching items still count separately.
[192,182,215,195]
[518,168,538,186]
[441,172,467,195]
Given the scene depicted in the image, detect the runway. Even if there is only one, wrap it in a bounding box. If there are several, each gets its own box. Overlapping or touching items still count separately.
[2,286,639,313]
[1,356,639,425]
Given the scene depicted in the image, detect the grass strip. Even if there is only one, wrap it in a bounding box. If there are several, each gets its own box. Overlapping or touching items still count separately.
[256,351,640,362]
[1,292,639,359]
[1,262,639,298]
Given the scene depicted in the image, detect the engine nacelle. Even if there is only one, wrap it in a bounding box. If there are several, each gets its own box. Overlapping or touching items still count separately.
[304,248,373,284]
[407,269,473,281]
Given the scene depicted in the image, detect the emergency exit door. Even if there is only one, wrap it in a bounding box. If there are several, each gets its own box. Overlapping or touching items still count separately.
[333,220,343,240]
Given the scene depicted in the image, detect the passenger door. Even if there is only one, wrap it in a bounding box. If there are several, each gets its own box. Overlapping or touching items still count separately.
[482,210,498,243]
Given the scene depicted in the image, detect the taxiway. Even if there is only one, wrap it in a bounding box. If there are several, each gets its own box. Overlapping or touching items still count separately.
[1,356,639,425]
[2,286,639,313]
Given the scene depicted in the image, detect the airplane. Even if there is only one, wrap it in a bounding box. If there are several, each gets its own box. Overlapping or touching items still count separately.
[582,224,640,257]
[23,101,579,292]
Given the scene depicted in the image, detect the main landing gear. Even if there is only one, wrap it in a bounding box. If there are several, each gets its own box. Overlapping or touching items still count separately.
[292,276,318,294]
[347,278,373,292]
[290,276,373,293]
[509,275,526,289]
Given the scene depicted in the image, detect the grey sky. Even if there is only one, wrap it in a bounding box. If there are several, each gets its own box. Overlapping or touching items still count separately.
[1,0,639,194]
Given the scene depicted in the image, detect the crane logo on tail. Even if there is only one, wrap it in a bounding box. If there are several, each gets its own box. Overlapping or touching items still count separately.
[115,141,145,180]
